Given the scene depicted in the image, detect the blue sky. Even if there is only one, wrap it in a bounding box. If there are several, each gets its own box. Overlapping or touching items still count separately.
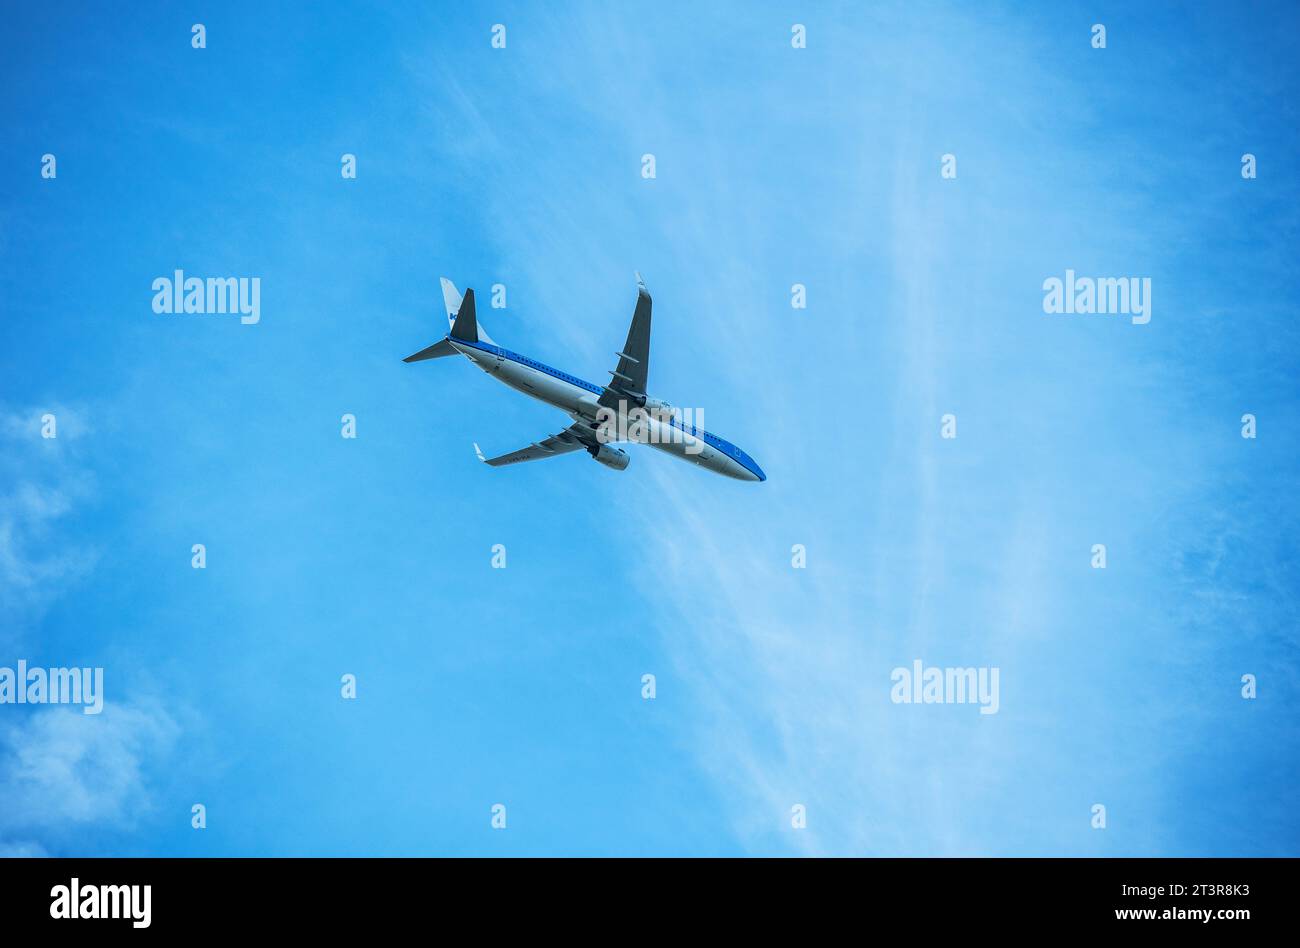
[2,1,1298,856]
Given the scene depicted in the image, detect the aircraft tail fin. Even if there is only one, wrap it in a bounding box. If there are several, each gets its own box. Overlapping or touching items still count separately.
[440,278,464,332]
[441,277,495,345]
[405,277,496,364]
[450,288,479,342]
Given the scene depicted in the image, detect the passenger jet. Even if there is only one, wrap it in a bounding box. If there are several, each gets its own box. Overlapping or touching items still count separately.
[403,276,765,482]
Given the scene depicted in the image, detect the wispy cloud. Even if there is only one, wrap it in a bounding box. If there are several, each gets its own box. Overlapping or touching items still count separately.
[0,700,181,845]
[0,404,100,646]
[0,840,49,858]
[0,403,186,856]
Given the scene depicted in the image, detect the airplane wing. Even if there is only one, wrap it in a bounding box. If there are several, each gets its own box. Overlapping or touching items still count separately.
[598,273,652,409]
[475,423,594,467]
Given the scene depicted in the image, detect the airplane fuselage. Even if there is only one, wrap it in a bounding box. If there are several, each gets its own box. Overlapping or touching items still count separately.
[447,337,766,482]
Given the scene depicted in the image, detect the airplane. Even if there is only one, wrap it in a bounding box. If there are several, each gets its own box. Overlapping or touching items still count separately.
[403,275,766,482]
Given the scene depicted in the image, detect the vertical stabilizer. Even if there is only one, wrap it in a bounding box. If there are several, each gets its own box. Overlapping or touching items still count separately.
[441,277,495,344]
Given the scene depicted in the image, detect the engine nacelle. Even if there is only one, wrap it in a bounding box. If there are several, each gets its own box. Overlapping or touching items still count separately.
[587,443,630,471]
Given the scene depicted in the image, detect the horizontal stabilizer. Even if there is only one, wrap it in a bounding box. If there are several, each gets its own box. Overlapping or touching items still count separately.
[402,338,458,363]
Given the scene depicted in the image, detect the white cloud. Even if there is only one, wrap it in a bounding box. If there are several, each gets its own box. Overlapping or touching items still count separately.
[0,840,49,858]
[0,405,185,855]
[0,404,100,645]
[0,701,180,834]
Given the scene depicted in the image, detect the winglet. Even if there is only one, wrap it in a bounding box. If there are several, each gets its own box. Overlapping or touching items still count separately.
[473,442,486,462]
[635,271,650,301]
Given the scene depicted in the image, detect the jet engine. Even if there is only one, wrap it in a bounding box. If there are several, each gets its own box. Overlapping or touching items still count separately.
[587,443,630,471]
